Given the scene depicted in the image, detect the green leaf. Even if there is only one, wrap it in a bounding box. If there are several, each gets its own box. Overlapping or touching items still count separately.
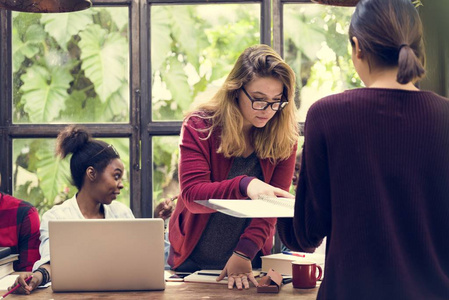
[413,0,423,7]
[79,24,128,102]
[151,7,172,72]
[102,7,128,31]
[59,90,96,122]
[24,24,47,44]
[35,141,71,206]
[170,6,208,70]
[101,83,129,122]
[12,25,44,73]
[284,9,326,61]
[14,181,45,208]
[41,10,94,51]
[20,65,72,123]
[161,56,191,111]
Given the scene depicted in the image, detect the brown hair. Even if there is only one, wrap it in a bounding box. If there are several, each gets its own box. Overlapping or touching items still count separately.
[349,0,425,84]
[187,44,298,161]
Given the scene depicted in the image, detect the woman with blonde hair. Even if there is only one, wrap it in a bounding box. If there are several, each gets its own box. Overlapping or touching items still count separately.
[168,44,298,290]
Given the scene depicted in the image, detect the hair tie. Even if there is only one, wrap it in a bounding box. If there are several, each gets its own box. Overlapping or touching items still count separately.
[398,44,409,51]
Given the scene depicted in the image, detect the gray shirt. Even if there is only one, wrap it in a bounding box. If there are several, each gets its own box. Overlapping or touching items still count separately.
[189,152,264,269]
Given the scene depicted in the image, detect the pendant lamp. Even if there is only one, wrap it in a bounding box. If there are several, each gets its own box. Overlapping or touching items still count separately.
[0,0,92,13]
[311,0,359,6]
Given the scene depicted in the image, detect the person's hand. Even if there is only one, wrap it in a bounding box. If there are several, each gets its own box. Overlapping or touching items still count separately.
[246,179,294,200]
[8,272,41,295]
[154,196,176,220]
[216,252,259,290]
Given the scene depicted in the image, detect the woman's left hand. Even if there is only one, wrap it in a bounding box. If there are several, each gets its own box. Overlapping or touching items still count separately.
[246,178,294,200]
[216,252,259,290]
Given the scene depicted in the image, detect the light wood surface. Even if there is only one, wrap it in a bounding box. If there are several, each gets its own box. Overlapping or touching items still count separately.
[1,280,320,299]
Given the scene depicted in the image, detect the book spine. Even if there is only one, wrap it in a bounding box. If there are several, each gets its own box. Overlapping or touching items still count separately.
[0,247,12,260]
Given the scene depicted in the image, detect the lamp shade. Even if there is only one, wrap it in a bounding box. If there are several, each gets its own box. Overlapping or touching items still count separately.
[311,0,359,6]
[0,0,92,13]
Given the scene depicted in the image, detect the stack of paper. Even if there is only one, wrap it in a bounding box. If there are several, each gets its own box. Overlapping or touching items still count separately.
[0,253,19,279]
[195,197,295,218]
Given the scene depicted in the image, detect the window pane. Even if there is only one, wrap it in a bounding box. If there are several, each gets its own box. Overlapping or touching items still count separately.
[12,8,130,124]
[13,138,130,215]
[284,4,361,122]
[152,136,179,209]
[151,4,260,121]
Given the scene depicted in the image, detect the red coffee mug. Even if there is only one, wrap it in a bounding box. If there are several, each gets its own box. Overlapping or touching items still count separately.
[292,260,323,289]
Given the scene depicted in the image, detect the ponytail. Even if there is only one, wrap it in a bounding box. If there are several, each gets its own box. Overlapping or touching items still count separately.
[397,44,425,84]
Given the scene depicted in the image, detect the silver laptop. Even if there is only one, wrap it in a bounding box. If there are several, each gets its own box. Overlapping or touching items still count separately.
[49,218,165,292]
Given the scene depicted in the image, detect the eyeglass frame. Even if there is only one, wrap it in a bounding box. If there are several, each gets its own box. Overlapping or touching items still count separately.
[241,86,288,111]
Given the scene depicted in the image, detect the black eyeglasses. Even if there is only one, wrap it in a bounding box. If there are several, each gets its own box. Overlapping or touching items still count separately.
[241,86,288,111]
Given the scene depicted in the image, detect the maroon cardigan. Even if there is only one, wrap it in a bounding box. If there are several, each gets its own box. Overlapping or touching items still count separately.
[168,114,296,269]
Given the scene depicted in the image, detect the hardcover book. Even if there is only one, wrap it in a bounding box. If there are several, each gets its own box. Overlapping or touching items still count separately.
[0,247,11,260]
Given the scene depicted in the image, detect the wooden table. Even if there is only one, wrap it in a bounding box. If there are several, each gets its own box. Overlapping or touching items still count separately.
[1,281,320,299]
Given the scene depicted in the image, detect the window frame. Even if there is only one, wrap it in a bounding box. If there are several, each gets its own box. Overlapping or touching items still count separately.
[0,0,142,215]
[0,0,272,218]
[1,0,443,220]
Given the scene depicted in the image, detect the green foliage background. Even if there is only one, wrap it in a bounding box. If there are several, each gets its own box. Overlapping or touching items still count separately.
[12,7,130,214]
[11,4,359,216]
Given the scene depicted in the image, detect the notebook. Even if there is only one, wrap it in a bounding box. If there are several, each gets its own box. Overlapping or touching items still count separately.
[49,218,165,292]
[194,196,294,218]
[183,270,261,284]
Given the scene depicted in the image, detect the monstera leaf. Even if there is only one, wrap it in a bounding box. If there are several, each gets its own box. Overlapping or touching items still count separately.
[41,10,94,51]
[20,65,72,123]
[79,24,128,102]
[35,141,71,206]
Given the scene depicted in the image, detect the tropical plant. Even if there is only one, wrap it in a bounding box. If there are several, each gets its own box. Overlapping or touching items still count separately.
[12,7,130,214]
[12,4,261,215]
[12,3,361,216]
[284,4,360,121]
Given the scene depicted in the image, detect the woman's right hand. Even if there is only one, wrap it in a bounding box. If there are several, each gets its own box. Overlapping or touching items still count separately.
[246,179,294,200]
[8,272,42,295]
